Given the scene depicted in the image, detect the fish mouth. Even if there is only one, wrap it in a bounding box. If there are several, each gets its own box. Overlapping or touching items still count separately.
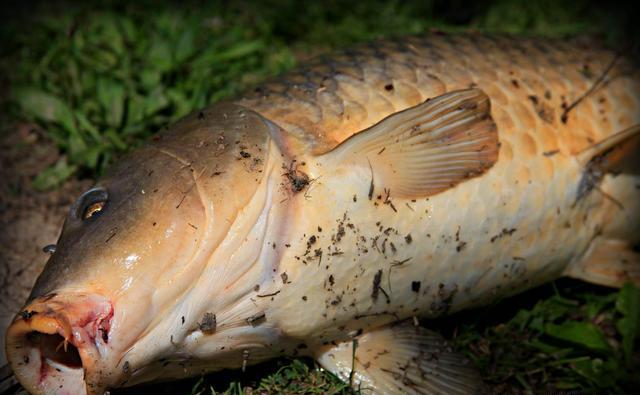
[5,293,114,395]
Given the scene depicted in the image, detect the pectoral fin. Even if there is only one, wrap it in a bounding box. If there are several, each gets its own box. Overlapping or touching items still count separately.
[564,237,640,288]
[314,321,484,394]
[319,88,499,199]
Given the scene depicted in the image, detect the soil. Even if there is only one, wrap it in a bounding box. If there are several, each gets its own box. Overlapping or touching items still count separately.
[0,123,91,365]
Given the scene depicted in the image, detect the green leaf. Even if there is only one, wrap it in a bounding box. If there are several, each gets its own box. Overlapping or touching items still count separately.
[148,37,173,72]
[544,321,611,352]
[104,129,127,151]
[82,145,103,169]
[143,87,169,116]
[32,159,78,190]
[216,40,264,61]
[583,293,616,320]
[510,308,531,330]
[97,77,126,128]
[98,16,125,55]
[140,68,162,90]
[174,27,197,64]
[126,93,146,125]
[67,130,88,164]
[74,110,102,142]
[14,87,76,133]
[615,283,640,363]
[571,357,619,388]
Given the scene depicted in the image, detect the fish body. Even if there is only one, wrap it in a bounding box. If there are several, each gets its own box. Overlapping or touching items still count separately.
[240,34,640,338]
[6,34,640,395]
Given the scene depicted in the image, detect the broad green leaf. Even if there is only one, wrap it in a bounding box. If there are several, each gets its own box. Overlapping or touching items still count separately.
[67,131,88,164]
[90,48,119,71]
[83,145,103,169]
[583,293,616,320]
[571,357,619,388]
[140,68,162,90]
[217,40,264,61]
[97,77,126,128]
[143,87,169,116]
[74,110,102,142]
[510,308,531,330]
[97,16,125,55]
[527,338,566,354]
[32,159,78,190]
[615,283,640,363]
[126,94,146,125]
[105,129,127,151]
[118,16,137,42]
[14,87,75,133]
[148,37,173,72]
[166,88,189,117]
[174,27,197,64]
[544,322,611,352]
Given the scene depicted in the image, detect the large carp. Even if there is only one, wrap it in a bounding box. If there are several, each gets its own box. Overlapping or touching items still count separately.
[5,34,640,395]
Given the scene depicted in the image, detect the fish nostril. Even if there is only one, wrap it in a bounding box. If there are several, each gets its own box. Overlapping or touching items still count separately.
[27,332,83,369]
[42,244,57,254]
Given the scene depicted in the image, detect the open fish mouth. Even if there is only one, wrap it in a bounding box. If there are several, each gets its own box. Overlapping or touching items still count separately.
[5,293,114,395]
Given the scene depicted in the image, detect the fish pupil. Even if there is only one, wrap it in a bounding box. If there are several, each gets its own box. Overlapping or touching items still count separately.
[83,201,105,219]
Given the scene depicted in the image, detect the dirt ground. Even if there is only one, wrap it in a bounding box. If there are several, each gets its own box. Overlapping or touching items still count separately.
[0,123,91,365]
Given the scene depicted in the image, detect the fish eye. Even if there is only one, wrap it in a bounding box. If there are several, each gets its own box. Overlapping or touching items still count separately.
[75,187,109,221]
[83,201,105,219]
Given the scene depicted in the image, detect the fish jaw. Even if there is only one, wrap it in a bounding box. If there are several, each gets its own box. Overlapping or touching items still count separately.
[5,293,119,395]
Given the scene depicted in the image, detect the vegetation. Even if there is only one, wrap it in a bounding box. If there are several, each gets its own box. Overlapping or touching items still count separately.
[1,0,638,393]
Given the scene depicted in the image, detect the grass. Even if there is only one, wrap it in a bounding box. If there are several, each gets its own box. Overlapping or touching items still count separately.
[1,0,638,393]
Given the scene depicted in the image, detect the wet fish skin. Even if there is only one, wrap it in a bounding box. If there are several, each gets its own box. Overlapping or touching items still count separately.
[239,32,640,360]
[5,34,640,395]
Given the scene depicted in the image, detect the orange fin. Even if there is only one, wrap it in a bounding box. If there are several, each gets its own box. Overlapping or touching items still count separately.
[314,320,483,394]
[565,238,640,288]
[319,88,499,199]
[576,124,640,202]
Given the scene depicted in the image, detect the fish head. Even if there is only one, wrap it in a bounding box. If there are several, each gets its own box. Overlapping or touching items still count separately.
[5,103,280,394]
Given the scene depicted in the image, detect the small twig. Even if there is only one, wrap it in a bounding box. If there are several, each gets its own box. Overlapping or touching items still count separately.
[561,53,621,123]
[367,158,374,200]
[256,290,281,298]
[349,338,358,387]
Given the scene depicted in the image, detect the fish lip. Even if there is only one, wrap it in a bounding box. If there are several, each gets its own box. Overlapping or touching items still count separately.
[5,293,115,395]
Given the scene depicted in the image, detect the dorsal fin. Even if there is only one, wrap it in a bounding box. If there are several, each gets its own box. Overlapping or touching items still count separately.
[318,88,500,199]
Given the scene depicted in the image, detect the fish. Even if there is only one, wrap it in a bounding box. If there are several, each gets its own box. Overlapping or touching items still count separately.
[5,33,640,395]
